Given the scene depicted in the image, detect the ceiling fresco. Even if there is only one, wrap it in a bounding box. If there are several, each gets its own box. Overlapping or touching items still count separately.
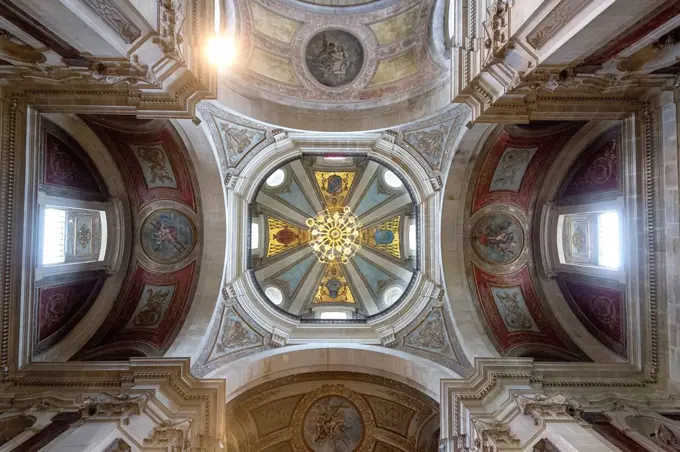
[223,0,448,111]
[465,123,588,360]
[71,117,203,360]
[250,156,417,319]
[225,372,440,452]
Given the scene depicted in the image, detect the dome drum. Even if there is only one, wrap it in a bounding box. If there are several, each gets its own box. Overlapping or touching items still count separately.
[223,131,442,344]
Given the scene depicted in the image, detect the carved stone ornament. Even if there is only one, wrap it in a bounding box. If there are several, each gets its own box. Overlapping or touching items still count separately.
[483,1,510,63]
[89,57,159,86]
[515,393,582,425]
[78,392,149,425]
[472,418,520,447]
[143,418,193,451]
[154,0,185,62]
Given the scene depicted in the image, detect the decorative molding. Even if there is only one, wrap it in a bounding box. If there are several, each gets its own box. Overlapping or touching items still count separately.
[77,392,150,425]
[143,418,194,450]
[82,0,142,43]
[472,418,520,447]
[483,1,510,64]
[525,0,594,50]
[515,393,582,425]
[154,0,186,63]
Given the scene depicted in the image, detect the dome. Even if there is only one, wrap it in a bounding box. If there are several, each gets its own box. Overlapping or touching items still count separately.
[217,0,450,130]
[249,155,417,319]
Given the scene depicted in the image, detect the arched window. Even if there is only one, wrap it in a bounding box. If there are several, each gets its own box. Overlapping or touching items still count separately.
[37,194,114,278]
[556,205,622,271]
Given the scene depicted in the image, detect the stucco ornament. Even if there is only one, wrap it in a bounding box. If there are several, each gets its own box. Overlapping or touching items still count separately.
[515,393,583,425]
[472,418,520,447]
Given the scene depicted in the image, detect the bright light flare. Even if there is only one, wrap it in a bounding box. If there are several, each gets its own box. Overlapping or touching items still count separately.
[205,35,238,68]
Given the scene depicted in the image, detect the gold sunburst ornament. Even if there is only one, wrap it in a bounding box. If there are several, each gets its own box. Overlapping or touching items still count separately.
[306,207,362,264]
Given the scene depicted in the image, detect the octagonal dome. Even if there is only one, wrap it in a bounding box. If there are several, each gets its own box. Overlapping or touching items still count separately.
[249,155,418,319]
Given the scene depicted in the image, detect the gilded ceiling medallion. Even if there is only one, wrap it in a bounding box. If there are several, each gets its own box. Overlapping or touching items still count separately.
[307,207,362,264]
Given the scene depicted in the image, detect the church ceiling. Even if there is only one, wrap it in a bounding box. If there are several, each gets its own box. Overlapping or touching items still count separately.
[465,122,588,360]
[223,0,448,111]
[551,124,628,358]
[71,117,202,360]
[250,156,416,319]
[225,372,439,452]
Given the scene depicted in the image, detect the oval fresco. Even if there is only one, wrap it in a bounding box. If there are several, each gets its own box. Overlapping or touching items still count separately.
[305,30,364,88]
[471,213,524,265]
[141,209,196,264]
[302,395,364,451]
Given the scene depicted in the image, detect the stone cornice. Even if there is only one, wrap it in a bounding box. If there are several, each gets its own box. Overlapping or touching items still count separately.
[1,359,226,451]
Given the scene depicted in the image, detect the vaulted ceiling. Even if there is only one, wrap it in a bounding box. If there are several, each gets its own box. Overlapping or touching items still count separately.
[251,156,417,318]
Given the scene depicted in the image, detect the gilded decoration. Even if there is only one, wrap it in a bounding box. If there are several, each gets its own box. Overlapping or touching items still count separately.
[314,171,356,210]
[360,216,401,259]
[313,263,355,303]
[251,157,416,319]
[267,217,311,258]
[307,207,362,264]
[132,144,178,189]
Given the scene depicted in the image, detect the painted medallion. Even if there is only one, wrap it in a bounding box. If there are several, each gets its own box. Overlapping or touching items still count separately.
[472,213,524,265]
[141,209,196,264]
[302,396,364,452]
[305,30,364,88]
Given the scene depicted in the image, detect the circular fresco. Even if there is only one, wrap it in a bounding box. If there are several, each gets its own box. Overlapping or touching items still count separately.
[141,209,196,264]
[471,213,524,265]
[302,395,364,451]
[305,30,364,88]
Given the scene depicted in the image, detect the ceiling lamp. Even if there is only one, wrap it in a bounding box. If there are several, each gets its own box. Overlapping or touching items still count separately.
[307,207,362,264]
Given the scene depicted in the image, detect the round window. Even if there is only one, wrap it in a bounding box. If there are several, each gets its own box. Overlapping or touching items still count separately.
[383,170,403,188]
[266,169,285,188]
[264,286,283,305]
[383,286,403,306]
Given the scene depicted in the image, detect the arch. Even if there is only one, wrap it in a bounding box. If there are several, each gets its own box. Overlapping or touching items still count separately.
[534,120,636,363]
[28,113,132,363]
[164,118,227,363]
[204,343,460,402]
[440,122,499,359]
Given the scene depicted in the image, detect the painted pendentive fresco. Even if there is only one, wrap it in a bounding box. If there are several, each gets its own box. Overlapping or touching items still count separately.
[305,30,364,88]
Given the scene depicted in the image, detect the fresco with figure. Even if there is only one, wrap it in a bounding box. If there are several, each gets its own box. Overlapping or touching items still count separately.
[225,372,440,452]
[305,30,364,88]
[472,213,524,265]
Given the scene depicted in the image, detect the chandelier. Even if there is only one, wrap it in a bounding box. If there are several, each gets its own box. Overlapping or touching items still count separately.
[306,207,362,264]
